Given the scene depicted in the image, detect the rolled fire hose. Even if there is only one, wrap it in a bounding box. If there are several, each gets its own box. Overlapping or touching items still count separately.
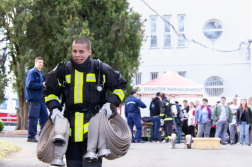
[37,115,70,166]
[84,109,132,161]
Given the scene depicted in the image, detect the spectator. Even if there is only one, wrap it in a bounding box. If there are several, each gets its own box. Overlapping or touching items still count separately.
[172,100,183,143]
[25,57,48,142]
[236,99,252,146]
[195,100,200,109]
[248,97,252,144]
[210,105,217,137]
[181,100,190,135]
[149,92,162,142]
[229,97,239,145]
[195,98,213,138]
[187,102,196,137]
[213,97,233,145]
[125,90,147,143]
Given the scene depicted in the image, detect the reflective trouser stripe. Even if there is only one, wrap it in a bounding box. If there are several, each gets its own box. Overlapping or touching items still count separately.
[69,128,72,137]
[86,73,96,82]
[66,74,71,84]
[84,122,89,134]
[164,117,173,121]
[44,94,60,103]
[113,89,125,101]
[74,69,84,104]
[75,112,84,142]
[165,136,171,139]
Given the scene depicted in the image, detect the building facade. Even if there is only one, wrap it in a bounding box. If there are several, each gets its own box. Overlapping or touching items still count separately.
[129,0,252,99]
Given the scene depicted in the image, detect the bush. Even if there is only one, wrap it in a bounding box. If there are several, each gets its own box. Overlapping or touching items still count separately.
[0,120,4,132]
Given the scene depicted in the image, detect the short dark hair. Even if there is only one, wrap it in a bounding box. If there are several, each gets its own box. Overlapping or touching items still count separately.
[183,100,187,103]
[156,92,161,96]
[160,93,166,98]
[221,97,226,100]
[203,98,208,103]
[73,38,91,51]
[130,90,136,95]
[175,101,179,104]
[35,57,43,62]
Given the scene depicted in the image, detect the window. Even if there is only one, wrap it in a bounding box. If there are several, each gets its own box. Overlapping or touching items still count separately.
[178,71,186,77]
[203,20,223,39]
[0,98,8,109]
[205,77,224,96]
[151,72,158,80]
[177,15,185,46]
[164,16,171,47]
[136,73,142,85]
[150,16,157,47]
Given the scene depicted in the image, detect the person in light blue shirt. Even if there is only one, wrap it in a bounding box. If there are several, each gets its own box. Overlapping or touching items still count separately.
[125,90,147,143]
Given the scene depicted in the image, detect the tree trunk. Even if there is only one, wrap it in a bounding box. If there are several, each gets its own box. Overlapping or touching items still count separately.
[15,89,28,130]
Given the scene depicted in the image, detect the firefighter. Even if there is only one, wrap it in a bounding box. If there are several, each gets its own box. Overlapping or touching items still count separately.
[43,38,127,167]
[160,93,174,143]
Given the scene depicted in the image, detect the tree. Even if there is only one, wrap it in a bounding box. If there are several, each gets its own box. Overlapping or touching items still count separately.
[0,0,144,129]
[27,0,145,102]
[0,0,33,129]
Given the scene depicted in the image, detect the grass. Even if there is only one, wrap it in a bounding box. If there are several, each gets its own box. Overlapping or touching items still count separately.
[0,141,20,161]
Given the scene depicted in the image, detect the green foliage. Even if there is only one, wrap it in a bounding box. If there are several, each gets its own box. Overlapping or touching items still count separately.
[0,0,144,104]
[26,0,145,103]
[0,120,4,132]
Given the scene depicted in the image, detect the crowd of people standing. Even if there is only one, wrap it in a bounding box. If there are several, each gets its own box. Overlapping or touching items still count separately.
[125,90,252,146]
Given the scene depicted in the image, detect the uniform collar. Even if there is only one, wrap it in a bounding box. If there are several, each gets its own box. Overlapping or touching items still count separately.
[70,55,91,72]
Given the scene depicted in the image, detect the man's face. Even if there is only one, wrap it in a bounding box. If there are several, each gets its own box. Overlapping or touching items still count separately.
[35,60,43,70]
[195,100,199,106]
[233,97,237,104]
[221,98,226,105]
[183,101,187,107]
[72,43,91,64]
[248,98,252,104]
[203,101,207,106]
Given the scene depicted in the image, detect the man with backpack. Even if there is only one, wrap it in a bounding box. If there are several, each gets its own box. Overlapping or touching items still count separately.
[149,92,161,142]
[43,38,127,167]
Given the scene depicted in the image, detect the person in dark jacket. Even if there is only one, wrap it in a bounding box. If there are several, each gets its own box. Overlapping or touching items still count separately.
[173,101,182,143]
[182,100,190,135]
[25,57,48,142]
[125,90,147,143]
[160,93,174,143]
[150,92,161,142]
[236,99,252,146]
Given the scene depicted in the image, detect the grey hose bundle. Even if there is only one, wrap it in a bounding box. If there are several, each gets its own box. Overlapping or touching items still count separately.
[85,110,132,161]
[37,116,70,166]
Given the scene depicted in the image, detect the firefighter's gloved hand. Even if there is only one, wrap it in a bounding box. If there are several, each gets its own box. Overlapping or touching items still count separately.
[100,103,116,118]
[51,108,64,124]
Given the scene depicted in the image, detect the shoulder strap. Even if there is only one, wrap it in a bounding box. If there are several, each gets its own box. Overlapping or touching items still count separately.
[57,61,68,106]
[94,59,106,104]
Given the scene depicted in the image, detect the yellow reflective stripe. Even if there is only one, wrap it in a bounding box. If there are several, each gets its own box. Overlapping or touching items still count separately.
[166,102,169,106]
[165,136,171,139]
[45,94,60,103]
[113,89,125,101]
[84,122,89,134]
[74,70,84,104]
[103,75,106,83]
[86,73,96,82]
[164,117,173,121]
[57,79,62,86]
[74,112,84,142]
[69,128,72,137]
[66,74,71,84]
[160,113,165,116]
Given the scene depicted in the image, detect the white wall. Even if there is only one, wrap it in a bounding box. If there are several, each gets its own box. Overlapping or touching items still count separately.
[127,0,252,116]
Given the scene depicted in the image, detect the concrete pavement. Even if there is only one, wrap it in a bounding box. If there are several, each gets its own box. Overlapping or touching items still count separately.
[0,137,251,167]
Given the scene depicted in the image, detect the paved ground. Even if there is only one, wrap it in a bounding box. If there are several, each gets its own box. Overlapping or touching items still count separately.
[0,137,252,167]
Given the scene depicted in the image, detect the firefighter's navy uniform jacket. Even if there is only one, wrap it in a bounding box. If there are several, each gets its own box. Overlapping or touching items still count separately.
[160,97,173,140]
[43,56,127,164]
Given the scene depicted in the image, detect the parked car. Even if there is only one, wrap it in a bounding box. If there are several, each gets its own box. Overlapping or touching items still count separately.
[0,97,18,126]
